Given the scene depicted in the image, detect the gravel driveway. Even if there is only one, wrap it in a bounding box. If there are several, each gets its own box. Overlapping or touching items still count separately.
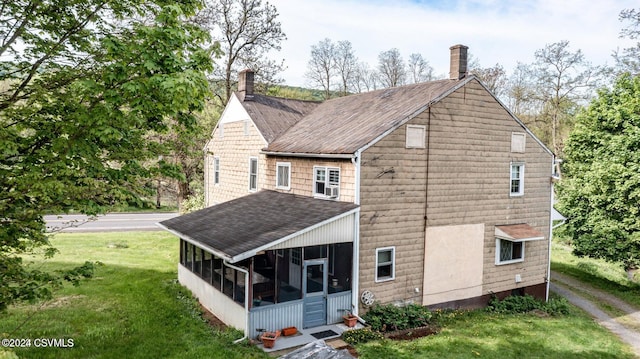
[551,271,640,357]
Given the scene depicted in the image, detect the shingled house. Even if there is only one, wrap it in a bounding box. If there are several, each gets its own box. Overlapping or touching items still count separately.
[159,45,556,339]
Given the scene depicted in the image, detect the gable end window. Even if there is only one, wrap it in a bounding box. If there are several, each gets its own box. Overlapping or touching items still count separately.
[213,156,220,185]
[496,239,524,265]
[375,247,395,282]
[406,125,426,148]
[314,166,340,199]
[510,163,524,196]
[248,157,258,192]
[276,162,291,190]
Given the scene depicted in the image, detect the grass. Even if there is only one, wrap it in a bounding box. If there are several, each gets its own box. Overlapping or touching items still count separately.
[551,240,640,309]
[1,232,636,358]
[0,232,267,359]
[354,308,634,359]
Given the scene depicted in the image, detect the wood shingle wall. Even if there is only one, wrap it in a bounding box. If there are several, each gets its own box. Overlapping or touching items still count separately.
[205,119,267,205]
[358,78,552,308]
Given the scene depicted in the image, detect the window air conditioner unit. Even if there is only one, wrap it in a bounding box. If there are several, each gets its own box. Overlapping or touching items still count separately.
[325,186,339,198]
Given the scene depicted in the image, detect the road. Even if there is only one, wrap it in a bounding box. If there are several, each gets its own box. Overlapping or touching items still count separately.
[44,212,180,233]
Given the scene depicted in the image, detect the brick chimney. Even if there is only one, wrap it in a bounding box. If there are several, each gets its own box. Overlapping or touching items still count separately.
[238,69,254,100]
[449,44,468,80]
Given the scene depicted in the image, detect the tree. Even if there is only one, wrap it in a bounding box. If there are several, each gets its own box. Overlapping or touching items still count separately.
[614,8,640,75]
[352,61,379,93]
[527,41,601,155]
[197,0,286,103]
[471,63,508,99]
[0,0,213,310]
[557,74,640,278]
[305,38,336,99]
[378,48,406,88]
[334,40,358,95]
[407,53,433,84]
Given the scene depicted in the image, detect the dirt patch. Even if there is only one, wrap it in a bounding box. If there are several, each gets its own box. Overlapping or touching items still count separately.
[199,304,227,330]
[42,295,86,308]
[385,325,438,341]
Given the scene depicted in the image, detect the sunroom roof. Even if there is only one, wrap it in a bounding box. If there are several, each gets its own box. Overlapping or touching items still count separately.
[158,190,359,263]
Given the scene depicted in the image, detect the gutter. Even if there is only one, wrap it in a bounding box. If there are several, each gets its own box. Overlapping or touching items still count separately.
[224,260,250,344]
[260,150,354,159]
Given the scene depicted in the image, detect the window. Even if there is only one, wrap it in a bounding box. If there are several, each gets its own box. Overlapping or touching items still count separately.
[276,162,291,190]
[214,157,220,185]
[248,157,258,191]
[406,125,426,148]
[375,247,395,282]
[496,239,524,264]
[511,132,526,153]
[218,123,224,138]
[510,163,524,196]
[314,166,340,199]
[244,120,250,136]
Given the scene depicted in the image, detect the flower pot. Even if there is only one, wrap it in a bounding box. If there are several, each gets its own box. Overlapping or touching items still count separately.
[282,326,297,336]
[261,330,280,349]
[343,314,358,327]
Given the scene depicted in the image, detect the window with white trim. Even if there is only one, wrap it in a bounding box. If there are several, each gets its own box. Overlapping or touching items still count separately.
[276,162,291,190]
[406,125,426,148]
[510,163,524,196]
[248,157,258,191]
[314,166,340,199]
[375,247,395,282]
[496,239,524,264]
[213,156,220,185]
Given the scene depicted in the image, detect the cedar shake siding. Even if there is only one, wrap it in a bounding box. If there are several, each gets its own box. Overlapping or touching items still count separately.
[205,118,267,205]
[358,78,552,308]
[264,156,356,203]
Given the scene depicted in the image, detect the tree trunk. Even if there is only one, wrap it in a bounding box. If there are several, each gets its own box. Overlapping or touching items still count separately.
[156,179,162,209]
[177,181,190,213]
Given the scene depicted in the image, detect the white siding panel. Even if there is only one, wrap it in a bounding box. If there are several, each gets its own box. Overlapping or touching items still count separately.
[249,301,304,335]
[327,292,353,324]
[178,265,246,330]
[268,213,356,250]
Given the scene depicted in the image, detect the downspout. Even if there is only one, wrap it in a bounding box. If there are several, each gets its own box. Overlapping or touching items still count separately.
[546,156,556,302]
[351,151,361,315]
[224,260,249,344]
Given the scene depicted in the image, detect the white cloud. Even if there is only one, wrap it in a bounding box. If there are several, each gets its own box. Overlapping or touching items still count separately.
[268,0,638,87]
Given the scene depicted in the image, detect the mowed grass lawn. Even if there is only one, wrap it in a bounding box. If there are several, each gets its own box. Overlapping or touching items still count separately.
[0,232,635,358]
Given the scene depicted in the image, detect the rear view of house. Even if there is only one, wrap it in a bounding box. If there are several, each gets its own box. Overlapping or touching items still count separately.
[159,45,556,339]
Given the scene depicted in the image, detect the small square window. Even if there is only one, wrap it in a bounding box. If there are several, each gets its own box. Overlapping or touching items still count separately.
[375,247,395,282]
[496,239,524,265]
[276,162,291,190]
[510,163,524,196]
[406,125,426,148]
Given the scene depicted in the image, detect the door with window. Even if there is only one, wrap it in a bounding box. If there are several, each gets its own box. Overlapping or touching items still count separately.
[303,259,327,328]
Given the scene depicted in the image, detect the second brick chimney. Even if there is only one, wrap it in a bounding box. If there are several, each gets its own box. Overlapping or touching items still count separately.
[449,44,468,80]
[238,69,254,100]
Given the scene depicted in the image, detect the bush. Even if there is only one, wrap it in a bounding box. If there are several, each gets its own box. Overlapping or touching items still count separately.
[362,303,432,332]
[487,294,570,316]
[341,327,384,345]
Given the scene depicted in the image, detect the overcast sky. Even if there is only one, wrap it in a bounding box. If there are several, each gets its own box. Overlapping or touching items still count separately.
[268,0,638,87]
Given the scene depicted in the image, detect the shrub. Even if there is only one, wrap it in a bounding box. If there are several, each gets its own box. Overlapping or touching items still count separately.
[487,294,570,316]
[362,303,432,332]
[341,327,384,344]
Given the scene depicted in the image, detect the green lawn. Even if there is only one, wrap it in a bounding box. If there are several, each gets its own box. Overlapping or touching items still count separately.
[551,240,640,308]
[0,233,635,358]
[0,232,267,359]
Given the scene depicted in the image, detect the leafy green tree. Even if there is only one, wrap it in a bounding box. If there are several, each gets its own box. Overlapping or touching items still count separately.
[0,0,213,310]
[557,74,640,278]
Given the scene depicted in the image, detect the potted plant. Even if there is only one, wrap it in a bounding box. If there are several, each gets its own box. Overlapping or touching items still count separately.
[261,330,280,349]
[282,326,297,336]
[342,310,358,327]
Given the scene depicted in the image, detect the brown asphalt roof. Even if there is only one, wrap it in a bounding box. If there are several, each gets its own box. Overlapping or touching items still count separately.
[265,78,467,154]
[240,93,320,143]
[158,190,358,262]
[495,224,545,241]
